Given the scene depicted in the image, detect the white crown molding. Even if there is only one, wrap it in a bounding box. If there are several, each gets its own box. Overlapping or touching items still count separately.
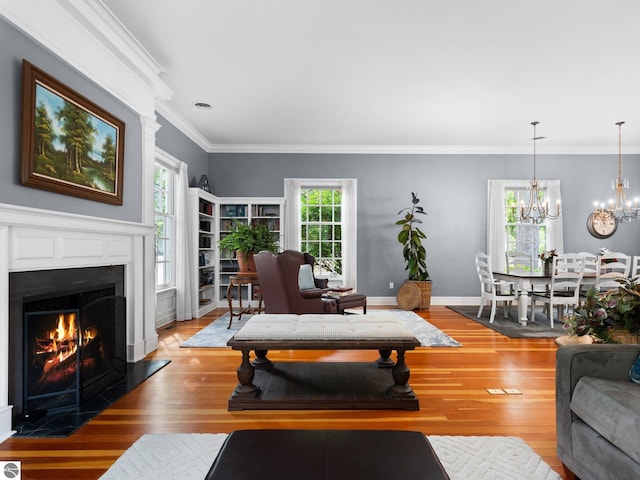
[155,99,212,151]
[152,102,640,155]
[0,0,171,117]
[205,143,639,155]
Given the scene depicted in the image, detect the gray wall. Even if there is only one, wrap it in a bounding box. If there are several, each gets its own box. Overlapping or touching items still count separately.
[0,17,143,222]
[209,152,640,298]
[156,114,209,186]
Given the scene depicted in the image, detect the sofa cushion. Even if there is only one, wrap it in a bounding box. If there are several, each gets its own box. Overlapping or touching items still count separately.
[571,376,640,464]
[298,264,316,290]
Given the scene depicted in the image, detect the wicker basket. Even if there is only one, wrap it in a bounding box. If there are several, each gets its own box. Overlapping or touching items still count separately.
[396,281,421,310]
[609,331,640,344]
[411,280,433,310]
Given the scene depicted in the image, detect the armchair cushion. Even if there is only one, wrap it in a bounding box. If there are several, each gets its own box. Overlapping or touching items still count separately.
[571,376,640,464]
[300,288,323,299]
[298,264,316,290]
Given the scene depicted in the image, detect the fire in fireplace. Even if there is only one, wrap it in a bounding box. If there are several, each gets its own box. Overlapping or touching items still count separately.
[9,266,127,421]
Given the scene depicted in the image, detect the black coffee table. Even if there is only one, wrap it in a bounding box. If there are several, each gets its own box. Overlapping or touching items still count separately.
[205,429,450,480]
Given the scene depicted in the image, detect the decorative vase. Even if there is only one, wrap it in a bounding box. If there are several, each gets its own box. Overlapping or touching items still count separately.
[544,263,551,276]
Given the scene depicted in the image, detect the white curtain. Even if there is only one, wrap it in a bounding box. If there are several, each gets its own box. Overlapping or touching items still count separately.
[486,179,564,272]
[175,161,196,321]
[284,178,301,251]
[487,180,508,271]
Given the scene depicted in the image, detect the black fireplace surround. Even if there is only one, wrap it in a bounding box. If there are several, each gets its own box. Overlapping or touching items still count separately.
[9,266,126,422]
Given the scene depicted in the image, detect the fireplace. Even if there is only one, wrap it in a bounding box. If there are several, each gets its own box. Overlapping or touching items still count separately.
[9,266,126,421]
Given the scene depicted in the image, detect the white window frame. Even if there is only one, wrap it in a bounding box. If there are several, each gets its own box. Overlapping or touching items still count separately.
[284,178,357,289]
[487,179,563,272]
[154,155,179,291]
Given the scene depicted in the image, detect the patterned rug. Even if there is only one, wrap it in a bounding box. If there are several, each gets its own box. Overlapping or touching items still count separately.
[99,433,561,480]
[180,309,461,348]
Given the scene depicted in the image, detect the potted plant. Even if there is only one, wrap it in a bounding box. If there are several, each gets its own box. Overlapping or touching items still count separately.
[396,192,432,309]
[539,249,558,275]
[564,277,640,343]
[218,223,279,272]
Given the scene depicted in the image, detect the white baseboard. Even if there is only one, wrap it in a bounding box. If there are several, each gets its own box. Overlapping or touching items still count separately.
[367,296,481,306]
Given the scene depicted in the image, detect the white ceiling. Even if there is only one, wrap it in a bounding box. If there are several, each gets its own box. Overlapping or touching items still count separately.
[101,0,640,153]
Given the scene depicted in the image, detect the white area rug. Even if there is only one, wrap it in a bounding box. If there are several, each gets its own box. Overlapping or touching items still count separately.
[180,309,461,348]
[99,433,560,480]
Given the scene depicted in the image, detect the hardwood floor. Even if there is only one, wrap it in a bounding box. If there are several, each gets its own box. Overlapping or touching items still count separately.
[0,306,570,479]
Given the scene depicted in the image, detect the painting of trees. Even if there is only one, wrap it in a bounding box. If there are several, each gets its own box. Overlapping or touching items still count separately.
[21,60,125,205]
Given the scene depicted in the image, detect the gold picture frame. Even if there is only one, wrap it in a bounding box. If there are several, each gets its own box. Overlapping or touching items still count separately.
[20,60,125,205]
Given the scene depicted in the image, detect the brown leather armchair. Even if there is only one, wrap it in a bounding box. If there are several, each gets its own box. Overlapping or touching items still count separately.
[254,250,337,314]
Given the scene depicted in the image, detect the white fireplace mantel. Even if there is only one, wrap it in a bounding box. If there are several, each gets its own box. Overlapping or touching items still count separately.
[0,203,157,442]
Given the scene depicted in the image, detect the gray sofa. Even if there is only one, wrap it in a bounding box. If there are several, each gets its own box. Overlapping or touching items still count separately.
[556,344,640,480]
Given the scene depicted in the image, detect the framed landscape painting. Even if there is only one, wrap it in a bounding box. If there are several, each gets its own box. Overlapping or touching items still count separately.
[20,60,125,205]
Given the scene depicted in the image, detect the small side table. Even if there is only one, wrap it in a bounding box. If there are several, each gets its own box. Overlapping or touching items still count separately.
[227,273,262,329]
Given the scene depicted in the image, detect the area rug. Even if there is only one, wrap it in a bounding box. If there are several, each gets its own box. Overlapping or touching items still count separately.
[447,305,567,338]
[180,309,461,348]
[99,433,561,480]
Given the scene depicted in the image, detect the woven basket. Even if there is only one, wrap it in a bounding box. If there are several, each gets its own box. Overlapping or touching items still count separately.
[411,280,433,311]
[396,282,421,310]
[609,331,640,344]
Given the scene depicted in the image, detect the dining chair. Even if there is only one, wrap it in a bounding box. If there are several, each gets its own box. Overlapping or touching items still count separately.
[505,251,535,274]
[632,256,640,279]
[475,252,518,323]
[597,252,631,291]
[529,253,584,328]
[576,251,598,296]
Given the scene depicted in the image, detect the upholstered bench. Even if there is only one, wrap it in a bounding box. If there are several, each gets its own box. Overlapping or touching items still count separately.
[227,314,420,410]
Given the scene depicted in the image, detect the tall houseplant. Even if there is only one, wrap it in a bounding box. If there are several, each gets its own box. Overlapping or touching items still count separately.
[218,223,278,272]
[396,192,431,309]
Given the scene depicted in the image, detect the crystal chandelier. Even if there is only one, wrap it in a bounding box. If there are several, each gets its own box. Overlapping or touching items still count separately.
[592,121,640,223]
[515,121,561,224]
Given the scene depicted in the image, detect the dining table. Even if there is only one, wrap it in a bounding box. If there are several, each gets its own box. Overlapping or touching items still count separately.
[493,270,596,326]
[492,271,551,326]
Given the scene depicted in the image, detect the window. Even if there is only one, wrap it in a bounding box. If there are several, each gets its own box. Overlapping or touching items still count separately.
[284,179,357,288]
[154,164,175,289]
[504,188,547,271]
[487,180,563,272]
[300,188,342,279]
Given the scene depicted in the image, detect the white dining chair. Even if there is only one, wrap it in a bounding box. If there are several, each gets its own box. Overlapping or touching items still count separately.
[529,253,584,328]
[576,251,598,295]
[631,256,640,280]
[505,251,535,274]
[597,252,631,291]
[475,252,518,323]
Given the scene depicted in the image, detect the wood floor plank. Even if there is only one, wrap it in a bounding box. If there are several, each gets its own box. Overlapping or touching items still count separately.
[0,306,571,479]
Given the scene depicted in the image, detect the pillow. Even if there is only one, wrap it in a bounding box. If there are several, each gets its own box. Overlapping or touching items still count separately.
[630,354,640,384]
[298,264,316,290]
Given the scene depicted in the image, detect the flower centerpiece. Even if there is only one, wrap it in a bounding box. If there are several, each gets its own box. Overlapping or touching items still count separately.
[563,277,640,343]
[539,249,557,275]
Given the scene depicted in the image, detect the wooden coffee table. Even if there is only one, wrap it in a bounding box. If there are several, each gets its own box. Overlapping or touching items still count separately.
[226,314,420,410]
[205,430,450,480]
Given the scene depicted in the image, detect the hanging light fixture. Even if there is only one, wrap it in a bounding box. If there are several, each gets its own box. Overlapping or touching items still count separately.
[514,121,561,224]
[592,121,640,223]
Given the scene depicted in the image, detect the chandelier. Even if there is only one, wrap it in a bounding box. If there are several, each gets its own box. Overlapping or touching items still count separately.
[515,121,561,224]
[592,121,640,223]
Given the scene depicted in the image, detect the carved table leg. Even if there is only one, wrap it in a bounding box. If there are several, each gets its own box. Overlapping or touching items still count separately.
[227,281,234,328]
[376,348,395,368]
[251,349,272,369]
[387,349,416,398]
[233,349,259,397]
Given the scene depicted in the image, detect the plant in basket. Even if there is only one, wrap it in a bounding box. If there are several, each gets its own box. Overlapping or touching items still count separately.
[564,277,640,343]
